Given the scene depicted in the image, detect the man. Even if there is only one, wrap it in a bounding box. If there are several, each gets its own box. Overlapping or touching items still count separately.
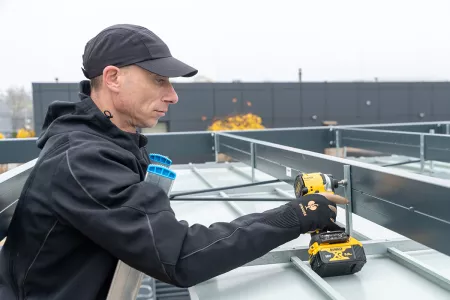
[0,24,348,300]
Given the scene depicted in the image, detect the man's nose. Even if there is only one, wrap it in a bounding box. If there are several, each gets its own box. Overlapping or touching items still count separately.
[164,84,179,104]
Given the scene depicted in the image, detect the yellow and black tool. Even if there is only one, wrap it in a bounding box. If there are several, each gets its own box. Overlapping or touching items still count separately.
[294,172,367,277]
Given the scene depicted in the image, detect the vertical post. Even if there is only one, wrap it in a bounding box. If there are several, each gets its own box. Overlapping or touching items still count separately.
[214,133,219,162]
[429,129,434,173]
[343,165,353,237]
[335,130,341,157]
[420,134,425,173]
[446,124,450,135]
[250,142,256,182]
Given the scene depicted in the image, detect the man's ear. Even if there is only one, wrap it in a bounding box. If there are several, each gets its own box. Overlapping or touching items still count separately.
[102,66,121,93]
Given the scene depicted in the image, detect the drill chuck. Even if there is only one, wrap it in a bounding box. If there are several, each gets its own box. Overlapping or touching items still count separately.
[294,172,339,198]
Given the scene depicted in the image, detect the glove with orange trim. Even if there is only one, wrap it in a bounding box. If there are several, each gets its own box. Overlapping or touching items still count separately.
[290,193,348,234]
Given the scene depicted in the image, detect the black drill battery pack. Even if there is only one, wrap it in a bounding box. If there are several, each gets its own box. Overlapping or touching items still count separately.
[308,231,367,277]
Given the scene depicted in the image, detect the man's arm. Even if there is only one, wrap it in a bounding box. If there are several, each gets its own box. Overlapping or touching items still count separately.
[51,147,343,288]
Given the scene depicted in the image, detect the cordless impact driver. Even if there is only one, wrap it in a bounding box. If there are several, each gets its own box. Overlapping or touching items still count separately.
[294,172,367,277]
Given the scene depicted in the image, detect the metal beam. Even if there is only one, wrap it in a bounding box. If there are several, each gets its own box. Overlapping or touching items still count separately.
[291,256,347,300]
[171,197,292,202]
[0,158,37,240]
[339,128,450,164]
[244,238,430,267]
[190,165,245,217]
[169,179,280,199]
[338,121,450,133]
[381,159,421,167]
[0,138,40,163]
[343,165,353,237]
[387,247,450,292]
[425,133,450,163]
[0,132,216,164]
[339,128,421,157]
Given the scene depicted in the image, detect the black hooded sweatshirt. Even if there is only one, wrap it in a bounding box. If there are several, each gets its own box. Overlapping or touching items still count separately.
[0,81,304,300]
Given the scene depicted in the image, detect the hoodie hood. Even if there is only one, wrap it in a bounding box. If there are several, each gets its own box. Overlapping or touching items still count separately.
[37,80,148,158]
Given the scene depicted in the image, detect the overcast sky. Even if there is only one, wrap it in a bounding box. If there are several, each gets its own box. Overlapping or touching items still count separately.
[1,0,449,92]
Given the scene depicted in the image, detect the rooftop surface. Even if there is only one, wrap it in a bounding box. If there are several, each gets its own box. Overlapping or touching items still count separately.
[2,121,450,300]
[168,161,450,300]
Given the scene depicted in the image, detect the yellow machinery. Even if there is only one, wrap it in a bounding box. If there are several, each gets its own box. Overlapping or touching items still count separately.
[294,172,367,277]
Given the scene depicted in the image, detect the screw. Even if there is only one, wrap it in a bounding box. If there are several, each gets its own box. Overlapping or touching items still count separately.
[338,179,348,187]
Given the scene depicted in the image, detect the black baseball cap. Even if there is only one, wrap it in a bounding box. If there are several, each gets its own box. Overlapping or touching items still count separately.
[82,24,198,79]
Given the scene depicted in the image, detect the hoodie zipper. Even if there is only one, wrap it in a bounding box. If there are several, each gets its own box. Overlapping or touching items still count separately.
[141,147,151,165]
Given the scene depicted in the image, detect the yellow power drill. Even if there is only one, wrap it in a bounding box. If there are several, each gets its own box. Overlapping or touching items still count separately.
[294,172,367,277]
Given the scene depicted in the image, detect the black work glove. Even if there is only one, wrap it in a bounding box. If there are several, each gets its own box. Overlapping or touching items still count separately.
[290,193,348,234]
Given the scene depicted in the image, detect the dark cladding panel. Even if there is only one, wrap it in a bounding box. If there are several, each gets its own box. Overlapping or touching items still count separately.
[379,83,409,117]
[301,83,326,126]
[170,88,214,121]
[326,83,358,118]
[273,84,301,119]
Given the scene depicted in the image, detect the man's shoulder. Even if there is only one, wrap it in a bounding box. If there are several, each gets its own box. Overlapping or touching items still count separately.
[66,131,135,158]
[41,130,136,167]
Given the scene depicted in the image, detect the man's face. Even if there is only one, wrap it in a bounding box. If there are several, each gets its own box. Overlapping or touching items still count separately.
[115,65,178,129]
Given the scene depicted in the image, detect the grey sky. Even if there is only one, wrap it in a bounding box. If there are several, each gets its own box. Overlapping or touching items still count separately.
[1,0,449,93]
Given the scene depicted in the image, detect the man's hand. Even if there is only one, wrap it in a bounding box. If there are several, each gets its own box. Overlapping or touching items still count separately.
[290,193,349,234]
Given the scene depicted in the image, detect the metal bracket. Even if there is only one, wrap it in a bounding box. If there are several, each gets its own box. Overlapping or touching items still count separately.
[291,256,347,300]
[342,165,353,237]
[420,134,425,173]
[250,142,256,182]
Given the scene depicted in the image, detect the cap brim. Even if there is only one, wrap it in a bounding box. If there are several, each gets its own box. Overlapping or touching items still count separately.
[135,57,198,78]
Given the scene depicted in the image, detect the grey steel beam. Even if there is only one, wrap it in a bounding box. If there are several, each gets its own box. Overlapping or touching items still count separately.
[213,132,219,162]
[387,247,450,292]
[0,138,40,163]
[244,238,430,267]
[233,126,332,154]
[425,133,450,163]
[335,129,341,157]
[217,132,450,258]
[339,128,421,157]
[291,256,347,300]
[250,142,256,182]
[339,128,450,164]
[0,158,37,240]
[169,179,280,199]
[381,159,421,167]
[429,129,435,173]
[338,121,450,133]
[420,134,425,173]
[171,197,298,202]
[343,165,353,237]
[0,132,216,164]
[2,122,450,165]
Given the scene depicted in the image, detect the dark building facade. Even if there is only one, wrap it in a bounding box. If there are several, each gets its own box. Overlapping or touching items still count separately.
[32,81,450,135]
